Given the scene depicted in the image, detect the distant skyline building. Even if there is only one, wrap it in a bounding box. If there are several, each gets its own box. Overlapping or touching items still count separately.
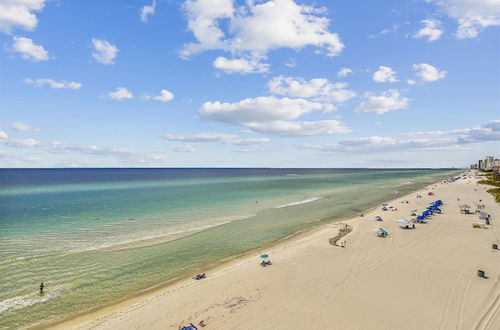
[473,156,499,174]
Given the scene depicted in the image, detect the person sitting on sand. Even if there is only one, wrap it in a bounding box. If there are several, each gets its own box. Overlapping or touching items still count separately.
[39,282,44,293]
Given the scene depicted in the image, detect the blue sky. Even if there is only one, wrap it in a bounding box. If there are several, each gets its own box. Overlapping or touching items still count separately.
[0,0,499,168]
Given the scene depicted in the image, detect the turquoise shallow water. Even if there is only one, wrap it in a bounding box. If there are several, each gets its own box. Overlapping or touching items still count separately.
[0,168,458,328]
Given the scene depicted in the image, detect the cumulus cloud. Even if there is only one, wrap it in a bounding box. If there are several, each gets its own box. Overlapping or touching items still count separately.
[0,0,46,34]
[108,87,133,100]
[172,144,197,152]
[181,0,343,72]
[373,66,398,83]
[11,36,48,61]
[407,79,416,85]
[427,0,500,38]
[92,38,118,64]
[213,56,269,74]
[24,78,82,90]
[0,135,167,164]
[355,89,410,115]
[198,94,351,136]
[413,63,447,82]
[164,132,270,145]
[10,122,39,132]
[3,138,41,148]
[143,89,174,102]
[413,19,443,42]
[0,131,8,139]
[337,67,352,77]
[200,96,328,125]
[140,1,156,23]
[268,76,356,103]
[247,120,350,136]
[299,120,500,153]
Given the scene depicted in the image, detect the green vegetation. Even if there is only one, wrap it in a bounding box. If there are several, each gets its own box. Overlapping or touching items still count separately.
[478,171,500,203]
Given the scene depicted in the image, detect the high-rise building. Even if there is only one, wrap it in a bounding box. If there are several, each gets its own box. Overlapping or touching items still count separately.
[486,156,494,170]
[478,160,483,169]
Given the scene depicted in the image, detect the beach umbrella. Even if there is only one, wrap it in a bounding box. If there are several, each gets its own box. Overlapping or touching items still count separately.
[397,219,410,224]
[260,254,269,259]
[416,215,424,220]
[375,216,382,220]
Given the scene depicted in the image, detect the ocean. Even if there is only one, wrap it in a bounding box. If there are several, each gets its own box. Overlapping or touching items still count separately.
[0,168,458,328]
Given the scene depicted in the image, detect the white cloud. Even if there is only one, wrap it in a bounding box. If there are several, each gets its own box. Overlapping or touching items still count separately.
[165,132,237,143]
[91,38,118,65]
[407,79,416,85]
[0,131,8,139]
[355,89,410,115]
[268,76,356,103]
[108,87,133,100]
[427,0,500,38]
[3,138,41,148]
[10,122,39,132]
[198,95,350,136]
[143,89,174,102]
[0,0,46,34]
[247,120,350,136]
[200,96,329,125]
[172,144,197,152]
[0,135,168,164]
[229,137,270,145]
[413,19,443,42]
[368,23,400,38]
[0,151,40,163]
[337,67,352,77]
[24,78,82,90]
[213,56,269,74]
[164,132,270,145]
[299,120,500,153]
[373,66,398,83]
[413,63,447,82]
[11,36,48,61]
[181,0,343,71]
[140,1,156,23]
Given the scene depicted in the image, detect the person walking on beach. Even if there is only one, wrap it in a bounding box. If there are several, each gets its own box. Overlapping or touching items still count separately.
[39,282,44,293]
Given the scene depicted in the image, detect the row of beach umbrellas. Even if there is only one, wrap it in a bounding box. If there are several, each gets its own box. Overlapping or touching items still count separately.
[416,200,443,220]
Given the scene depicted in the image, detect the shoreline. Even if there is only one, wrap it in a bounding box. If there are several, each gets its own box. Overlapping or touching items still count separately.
[40,173,461,330]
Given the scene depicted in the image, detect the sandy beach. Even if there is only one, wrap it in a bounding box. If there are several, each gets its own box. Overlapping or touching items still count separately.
[50,172,500,330]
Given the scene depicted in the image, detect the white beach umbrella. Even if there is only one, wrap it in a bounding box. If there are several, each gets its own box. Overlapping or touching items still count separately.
[397,219,410,224]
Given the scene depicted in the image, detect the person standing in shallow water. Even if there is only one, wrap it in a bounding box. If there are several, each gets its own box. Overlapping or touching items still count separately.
[39,282,44,294]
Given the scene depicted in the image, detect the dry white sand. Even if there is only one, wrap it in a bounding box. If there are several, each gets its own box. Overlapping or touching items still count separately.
[52,173,500,330]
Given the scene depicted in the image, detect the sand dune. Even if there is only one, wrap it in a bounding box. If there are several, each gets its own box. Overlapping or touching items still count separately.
[53,173,500,330]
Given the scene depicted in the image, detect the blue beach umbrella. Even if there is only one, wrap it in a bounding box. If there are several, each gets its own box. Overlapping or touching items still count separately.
[260,254,269,259]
